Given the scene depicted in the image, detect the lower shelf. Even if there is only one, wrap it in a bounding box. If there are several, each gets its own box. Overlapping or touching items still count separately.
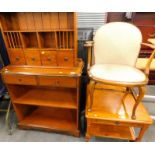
[89,123,136,140]
[18,106,78,135]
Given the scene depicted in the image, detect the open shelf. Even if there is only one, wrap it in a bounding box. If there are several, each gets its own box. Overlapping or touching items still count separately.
[38,32,57,48]
[21,32,38,48]
[90,123,135,140]
[14,88,77,109]
[18,106,77,133]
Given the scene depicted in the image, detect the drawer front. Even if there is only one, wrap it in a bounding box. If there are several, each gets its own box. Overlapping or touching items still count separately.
[38,76,77,88]
[40,51,57,66]
[8,49,26,65]
[91,119,124,126]
[24,50,41,65]
[57,51,74,67]
[3,74,37,85]
[58,77,77,88]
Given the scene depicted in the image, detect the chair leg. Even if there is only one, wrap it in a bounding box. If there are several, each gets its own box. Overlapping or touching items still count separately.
[5,100,12,135]
[131,86,146,119]
[88,80,96,112]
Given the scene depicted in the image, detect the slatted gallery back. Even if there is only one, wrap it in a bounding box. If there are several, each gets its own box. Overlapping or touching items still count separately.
[0,12,77,67]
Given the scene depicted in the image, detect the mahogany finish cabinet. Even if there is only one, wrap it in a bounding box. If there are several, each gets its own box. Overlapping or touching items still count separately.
[0,12,83,136]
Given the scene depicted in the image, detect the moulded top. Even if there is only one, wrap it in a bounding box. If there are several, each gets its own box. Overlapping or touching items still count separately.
[1,59,84,77]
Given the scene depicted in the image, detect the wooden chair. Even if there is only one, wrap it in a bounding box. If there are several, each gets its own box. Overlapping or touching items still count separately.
[85,22,155,119]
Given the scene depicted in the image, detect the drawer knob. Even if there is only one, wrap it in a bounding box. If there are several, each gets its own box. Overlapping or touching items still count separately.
[31,57,35,61]
[18,78,22,82]
[55,80,60,86]
[115,121,120,126]
[47,57,51,61]
[64,57,68,62]
[15,57,20,61]
[56,80,60,86]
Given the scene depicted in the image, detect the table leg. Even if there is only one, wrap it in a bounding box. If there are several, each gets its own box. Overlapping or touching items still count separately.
[86,133,91,142]
[135,125,149,142]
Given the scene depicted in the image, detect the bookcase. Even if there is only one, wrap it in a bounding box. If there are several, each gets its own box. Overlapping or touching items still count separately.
[0,12,83,136]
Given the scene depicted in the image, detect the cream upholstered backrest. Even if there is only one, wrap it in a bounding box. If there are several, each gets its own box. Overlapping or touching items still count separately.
[94,22,142,66]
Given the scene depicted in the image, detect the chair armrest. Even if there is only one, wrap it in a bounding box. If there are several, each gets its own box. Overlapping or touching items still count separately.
[136,58,155,70]
[148,38,155,45]
[141,42,155,76]
[84,41,94,70]
[141,43,155,49]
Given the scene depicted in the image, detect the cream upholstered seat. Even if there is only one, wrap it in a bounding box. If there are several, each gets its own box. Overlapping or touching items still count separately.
[90,64,146,84]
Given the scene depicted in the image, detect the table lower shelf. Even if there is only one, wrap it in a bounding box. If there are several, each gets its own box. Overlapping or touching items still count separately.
[88,123,136,141]
[18,106,79,136]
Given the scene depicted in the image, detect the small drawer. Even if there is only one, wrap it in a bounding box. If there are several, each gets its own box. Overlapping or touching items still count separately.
[8,49,26,65]
[3,74,37,85]
[58,77,77,88]
[91,119,124,126]
[40,51,57,66]
[38,77,57,87]
[38,76,77,88]
[24,50,41,65]
[57,51,74,67]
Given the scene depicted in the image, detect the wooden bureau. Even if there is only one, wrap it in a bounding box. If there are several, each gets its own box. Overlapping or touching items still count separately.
[0,12,83,136]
